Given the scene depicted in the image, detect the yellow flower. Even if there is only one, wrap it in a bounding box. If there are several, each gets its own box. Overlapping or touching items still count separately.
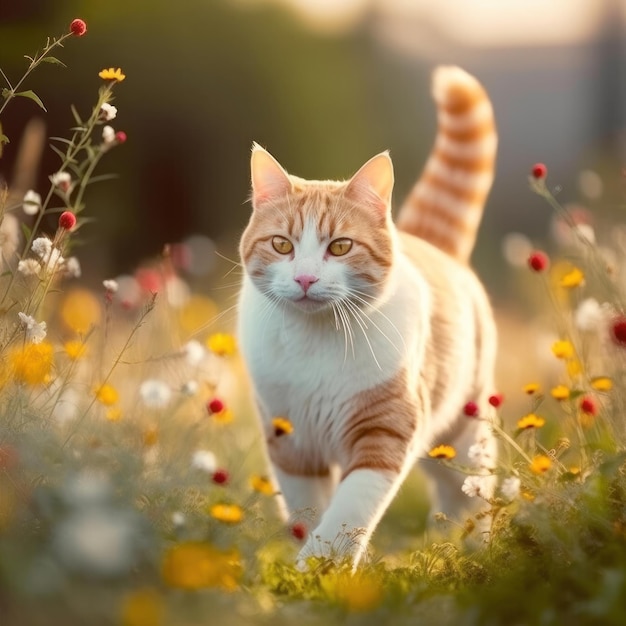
[551,385,570,401]
[591,377,613,392]
[428,445,456,460]
[143,425,159,447]
[95,383,119,406]
[10,341,53,385]
[522,382,541,395]
[272,416,293,436]
[559,267,584,288]
[207,333,236,356]
[530,454,552,474]
[99,67,126,82]
[517,414,546,430]
[106,408,123,422]
[250,475,274,495]
[209,503,243,524]
[61,289,101,333]
[162,542,241,590]
[551,340,574,359]
[213,408,234,425]
[64,340,87,360]
[120,588,164,626]
[566,359,583,377]
[333,572,383,612]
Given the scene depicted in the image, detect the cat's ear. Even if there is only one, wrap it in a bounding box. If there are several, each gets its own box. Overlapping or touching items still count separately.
[345,151,394,213]
[250,143,292,208]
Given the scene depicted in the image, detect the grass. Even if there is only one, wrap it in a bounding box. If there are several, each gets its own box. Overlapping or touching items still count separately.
[2,18,626,626]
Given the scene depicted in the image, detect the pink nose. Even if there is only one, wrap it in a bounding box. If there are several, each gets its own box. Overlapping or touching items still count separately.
[294,274,319,293]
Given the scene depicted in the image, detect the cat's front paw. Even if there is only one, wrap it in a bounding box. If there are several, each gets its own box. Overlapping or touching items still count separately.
[295,524,367,570]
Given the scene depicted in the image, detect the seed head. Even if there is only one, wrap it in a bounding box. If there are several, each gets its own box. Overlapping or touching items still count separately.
[70,18,87,37]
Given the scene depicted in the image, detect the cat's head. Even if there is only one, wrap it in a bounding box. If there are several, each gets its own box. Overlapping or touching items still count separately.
[240,144,396,314]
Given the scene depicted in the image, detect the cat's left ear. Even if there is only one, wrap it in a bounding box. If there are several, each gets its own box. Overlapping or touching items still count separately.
[345,151,394,213]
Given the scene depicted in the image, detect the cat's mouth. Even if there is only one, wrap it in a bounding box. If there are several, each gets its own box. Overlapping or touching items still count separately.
[291,295,328,313]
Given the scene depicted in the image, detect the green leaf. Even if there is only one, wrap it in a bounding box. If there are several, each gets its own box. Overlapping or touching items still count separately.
[70,105,82,126]
[41,56,67,68]
[21,222,32,241]
[15,90,47,112]
[49,144,68,162]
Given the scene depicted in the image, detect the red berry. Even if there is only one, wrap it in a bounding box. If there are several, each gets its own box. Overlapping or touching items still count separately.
[291,522,307,541]
[488,393,504,408]
[463,401,479,417]
[580,396,597,416]
[69,18,87,37]
[58,211,77,230]
[528,251,549,272]
[611,316,626,346]
[115,131,127,144]
[212,468,229,485]
[531,163,547,179]
[207,398,225,414]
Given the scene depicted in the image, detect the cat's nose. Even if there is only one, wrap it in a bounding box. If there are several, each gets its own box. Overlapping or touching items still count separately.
[294,274,319,293]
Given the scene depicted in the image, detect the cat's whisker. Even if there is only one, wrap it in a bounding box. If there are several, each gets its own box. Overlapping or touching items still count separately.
[334,300,355,362]
[341,299,381,370]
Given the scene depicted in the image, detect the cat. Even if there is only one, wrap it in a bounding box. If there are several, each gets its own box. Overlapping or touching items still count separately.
[237,66,498,568]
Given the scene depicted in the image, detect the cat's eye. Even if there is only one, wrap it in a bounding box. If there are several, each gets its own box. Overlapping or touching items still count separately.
[272,236,293,255]
[328,238,353,256]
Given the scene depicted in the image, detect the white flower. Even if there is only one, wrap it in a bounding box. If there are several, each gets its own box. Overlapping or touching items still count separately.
[32,237,63,273]
[574,298,604,333]
[181,380,199,396]
[65,256,81,278]
[183,340,206,367]
[139,379,172,408]
[461,475,487,498]
[100,102,118,121]
[500,476,521,501]
[32,237,52,259]
[467,438,495,469]
[172,511,186,527]
[191,450,217,473]
[17,258,41,276]
[501,232,532,268]
[103,279,119,293]
[22,190,41,215]
[102,125,115,144]
[18,312,47,344]
[49,171,72,192]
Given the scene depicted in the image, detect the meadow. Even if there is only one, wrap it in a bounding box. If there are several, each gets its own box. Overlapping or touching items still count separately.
[1,19,626,626]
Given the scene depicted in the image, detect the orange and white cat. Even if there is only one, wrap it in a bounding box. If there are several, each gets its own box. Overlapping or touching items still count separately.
[238,66,498,567]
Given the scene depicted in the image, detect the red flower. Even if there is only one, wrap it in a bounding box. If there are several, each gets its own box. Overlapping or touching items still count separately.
[69,18,87,37]
[531,163,547,179]
[580,396,597,416]
[58,211,77,230]
[115,131,127,144]
[290,522,307,541]
[611,315,626,346]
[488,393,504,408]
[463,401,479,417]
[212,468,229,485]
[207,397,225,414]
[528,251,549,272]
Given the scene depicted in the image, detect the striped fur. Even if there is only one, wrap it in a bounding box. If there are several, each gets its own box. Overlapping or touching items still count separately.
[237,67,498,568]
[396,66,497,263]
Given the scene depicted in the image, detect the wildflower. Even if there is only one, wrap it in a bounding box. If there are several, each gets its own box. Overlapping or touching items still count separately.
[61,289,102,333]
[106,408,123,422]
[49,171,72,192]
[575,298,603,332]
[142,426,159,447]
[528,251,549,272]
[531,163,547,179]
[209,503,243,524]
[611,315,626,345]
[183,340,206,366]
[69,18,87,36]
[10,341,53,385]
[566,360,583,377]
[500,476,521,501]
[461,475,486,498]
[102,125,116,144]
[517,414,545,430]
[488,393,504,408]
[99,103,117,121]
[213,408,234,424]
[120,588,164,626]
[32,236,52,259]
[207,397,225,414]
[559,267,584,288]
[551,339,574,360]
[523,382,541,395]
[139,379,172,408]
[463,401,479,417]
[59,211,77,230]
[250,475,274,495]
[580,396,597,416]
[530,454,552,474]
[591,377,612,392]
[115,131,128,144]
[103,279,119,293]
[95,383,119,406]
[468,439,495,468]
[334,572,383,612]
[428,445,456,460]
[22,190,41,215]
[99,67,126,82]
[191,450,217,473]
[550,385,570,401]
[172,512,185,527]
[272,416,293,437]
[290,522,307,540]
[17,312,47,344]
[17,258,40,276]
[181,380,198,396]
[501,232,533,267]
[212,469,229,485]
[65,257,81,278]
[207,333,236,356]
[64,340,87,360]
[162,542,241,590]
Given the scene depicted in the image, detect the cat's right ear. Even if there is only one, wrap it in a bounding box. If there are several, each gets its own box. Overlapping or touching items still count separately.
[250,143,292,208]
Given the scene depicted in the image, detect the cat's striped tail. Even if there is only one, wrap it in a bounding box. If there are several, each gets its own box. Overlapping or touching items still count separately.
[396,66,497,264]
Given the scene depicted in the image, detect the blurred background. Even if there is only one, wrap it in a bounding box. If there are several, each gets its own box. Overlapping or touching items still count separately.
[1,0,625,300]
